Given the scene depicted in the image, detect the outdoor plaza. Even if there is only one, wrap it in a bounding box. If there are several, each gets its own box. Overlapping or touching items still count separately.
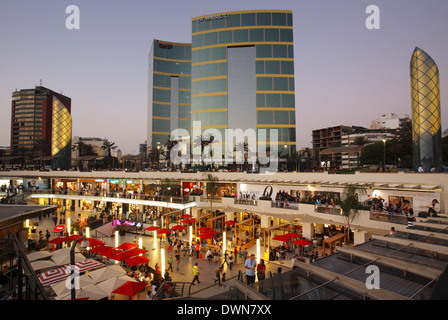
[1,170,448,300]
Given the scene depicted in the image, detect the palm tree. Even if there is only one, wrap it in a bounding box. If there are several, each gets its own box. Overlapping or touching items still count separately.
[203,173,219,213]
[165,138,178,169]
[194,133,216,168]
[338,184,365,245]
[33,138,51,168]
[148,144,164,170]
[101,139,118,169]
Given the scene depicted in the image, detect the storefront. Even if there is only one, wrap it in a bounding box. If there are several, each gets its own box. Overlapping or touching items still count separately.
[53,178,78,192]
[183,181,203,196]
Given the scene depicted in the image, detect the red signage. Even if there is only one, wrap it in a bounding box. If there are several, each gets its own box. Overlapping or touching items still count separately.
[53,225,66,233]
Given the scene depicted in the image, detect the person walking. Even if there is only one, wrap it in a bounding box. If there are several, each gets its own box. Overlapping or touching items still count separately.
[191,263,200,285]
[244,254,257,285]
[175,250,180,271]
[45,230,50,242]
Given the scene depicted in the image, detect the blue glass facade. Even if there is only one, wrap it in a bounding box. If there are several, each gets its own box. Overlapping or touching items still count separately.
[147,40,191,149]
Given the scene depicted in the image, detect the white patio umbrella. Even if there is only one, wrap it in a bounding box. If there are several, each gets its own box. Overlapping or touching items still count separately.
[31,260,57,272]
[51,253,86,266]
[89,264,126,283]
[55,284,108,300]
[51,247,80,258]
[51,274,97,297]
[96,275,137,298]
[26,251,53,262]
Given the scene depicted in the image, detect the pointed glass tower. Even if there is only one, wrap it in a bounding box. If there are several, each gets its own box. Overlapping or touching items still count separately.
[410,47,442,172]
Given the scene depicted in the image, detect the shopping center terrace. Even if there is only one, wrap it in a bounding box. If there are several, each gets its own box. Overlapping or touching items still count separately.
[1,169,448,300]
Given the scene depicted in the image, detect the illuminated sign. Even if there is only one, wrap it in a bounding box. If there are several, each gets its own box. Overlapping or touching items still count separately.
[109,180,120,183]
[198,14,230,23]
[126,180,134,184]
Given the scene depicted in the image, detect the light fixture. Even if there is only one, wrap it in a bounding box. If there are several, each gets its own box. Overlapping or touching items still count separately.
[161,248,165,275]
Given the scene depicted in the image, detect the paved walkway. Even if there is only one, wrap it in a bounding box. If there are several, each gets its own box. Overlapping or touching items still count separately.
[26,206,298,299]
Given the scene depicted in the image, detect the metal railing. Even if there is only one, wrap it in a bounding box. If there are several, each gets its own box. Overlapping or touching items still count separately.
[315,205,343,216]
[1,234,50,300]
[29,189,193,204]
[152,281,192,300]
[369,209,408,225]
[271,201,299,210]
[234,198,258,206]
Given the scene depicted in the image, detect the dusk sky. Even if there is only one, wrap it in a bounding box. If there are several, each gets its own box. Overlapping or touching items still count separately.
[1,0,447,155]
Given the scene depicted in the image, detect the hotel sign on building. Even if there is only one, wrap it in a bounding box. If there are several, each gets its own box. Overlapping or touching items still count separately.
[198,14,230,23]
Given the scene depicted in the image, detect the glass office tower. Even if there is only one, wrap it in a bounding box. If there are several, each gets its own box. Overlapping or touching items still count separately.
[147,40,192,149]
[191,10,296,159]
[11,86,72,170]
[410,47,442,172]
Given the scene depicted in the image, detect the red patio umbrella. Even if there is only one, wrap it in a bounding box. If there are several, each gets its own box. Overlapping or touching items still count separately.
[197,226,213,232]
[156,228,171,235]
[101,248,123,258]
[198,232,216,239]
[172,225,186,231]
[272,235,291,242]
[88,245,113,254]
[85,238,104,247]
[181,214,193,218]
[181,219,195,224]
[292,239,313,246]
[144,226,160,231]
[285,232,302,239]
[125,255,150,267]
[48,237,67,244]
[224,220,237,226]
[112,281,148,300]
[65,234,83,242]
[116,243,137,250]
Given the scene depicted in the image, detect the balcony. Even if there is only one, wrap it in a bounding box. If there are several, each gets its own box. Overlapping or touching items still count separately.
[314,205,343,216]
[271,200,298,210]
[234,198,258,206]
[369,209,409,225]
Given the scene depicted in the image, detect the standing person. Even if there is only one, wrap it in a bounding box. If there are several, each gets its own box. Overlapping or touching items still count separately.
[191,263,200,285]
[168,254,174,272]
[45,230,50,241]
[244,254,256,285]
[221,272,226,287]
[228,252,234,270]
[237,247,243,264]
[291,255,297,269]
[195,242,200,259]
[214,266,223,286]
[234,246,238,263]
[52,214,58,226]
[175,250,180,271]
[256,259,266,281]
[242,248,248,262]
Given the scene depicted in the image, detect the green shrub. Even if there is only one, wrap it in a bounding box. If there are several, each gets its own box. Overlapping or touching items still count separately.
[418,211,429,218]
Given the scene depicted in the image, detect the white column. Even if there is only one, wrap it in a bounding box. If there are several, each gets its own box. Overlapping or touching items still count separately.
[301,222,314,240]
[353,230,369,246]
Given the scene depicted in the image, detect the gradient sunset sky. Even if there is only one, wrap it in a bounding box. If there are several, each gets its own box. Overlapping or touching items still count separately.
[1,0,447,154]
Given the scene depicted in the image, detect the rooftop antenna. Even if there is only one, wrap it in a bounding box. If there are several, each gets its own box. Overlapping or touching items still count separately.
[40,79,43,86]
